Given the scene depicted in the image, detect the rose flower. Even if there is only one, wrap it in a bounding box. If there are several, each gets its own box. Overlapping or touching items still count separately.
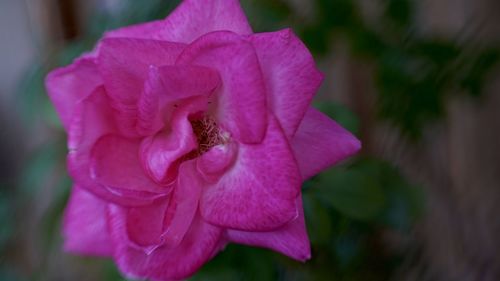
[45,0,361,280]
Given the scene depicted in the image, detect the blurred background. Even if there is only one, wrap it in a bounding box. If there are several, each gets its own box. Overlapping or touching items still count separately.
[1,0,499,280]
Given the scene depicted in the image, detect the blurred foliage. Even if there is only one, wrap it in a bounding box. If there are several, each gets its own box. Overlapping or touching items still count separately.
[186,155,423,281]
[243,0,500,138]
[7,0,498,280]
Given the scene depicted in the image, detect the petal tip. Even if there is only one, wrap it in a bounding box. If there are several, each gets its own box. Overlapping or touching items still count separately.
[298,251,312,263]
[346,134,362,157]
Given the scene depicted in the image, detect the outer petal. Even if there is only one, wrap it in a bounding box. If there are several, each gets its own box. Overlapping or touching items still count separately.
[90,134,168,194]
[97,38,185,104]
[68,87,166,206]
[108,207,223,281]
[113,160,203,257]
[200,115,301,231]
[63,185,112,257]
[160,0,252,43]
[124,198,169,253]
[45,55,102,130]
[250,29,324,138]
[97,38,185,137]
[227,197,310,262]
[104,0,252,42]
[292,107,361,180]
[161,160,203,248]
[67,86,115,152]
[104,19,165,40]
[177,31,267,143]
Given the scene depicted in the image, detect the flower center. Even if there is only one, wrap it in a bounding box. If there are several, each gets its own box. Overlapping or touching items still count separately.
[189,116,229,156]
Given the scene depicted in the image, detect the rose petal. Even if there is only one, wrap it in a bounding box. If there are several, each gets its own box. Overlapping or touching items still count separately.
[292,107,361,180]
[67,86,115,151]
[200,115,301,231]
[63,185,112,257]
[113,161,203,255]
[158,65,221,101]
[98,38,185,104]
[45,55,102,130]
[135,66,164,137]
[108,207,223,281]
[104,0,252,43]
[68,90,169,206]
[67,87,159,206]
[104,19,165,40]
[227,197,310,261]
[161,160,203,248]
[137,65,221,136]
[140,106,198,184]
[161,0,252,42]
[251,29,324,138]
[125,199,169,253]
[90,134,168,194]
[196,142,238,182]
[177,31,267,143]
[97,38,186,137]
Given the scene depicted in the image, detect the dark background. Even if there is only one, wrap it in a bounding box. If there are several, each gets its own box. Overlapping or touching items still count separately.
[1,0,500,280]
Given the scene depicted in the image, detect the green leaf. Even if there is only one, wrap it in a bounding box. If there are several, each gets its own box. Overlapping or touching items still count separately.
[191,244,279,281]
[241,0,292,32]
[301,25,331,56]
[314,101,360,136]
[318,0,357,28]
[334,233,363,269]
[316,169,386,221]
[354,158,424,230]
[19,142,66,195]
[460,48,500,96]
[383,0,413,28]
[0,191,13,251]
[303,191,333,245]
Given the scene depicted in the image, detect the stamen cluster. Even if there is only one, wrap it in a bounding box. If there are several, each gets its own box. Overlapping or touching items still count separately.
[190,116,226,155]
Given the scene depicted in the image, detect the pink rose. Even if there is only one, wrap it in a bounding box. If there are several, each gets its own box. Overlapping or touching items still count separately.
[45,0,360,280]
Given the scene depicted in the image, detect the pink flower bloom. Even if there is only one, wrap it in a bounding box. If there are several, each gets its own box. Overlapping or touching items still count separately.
[45,0,360,280]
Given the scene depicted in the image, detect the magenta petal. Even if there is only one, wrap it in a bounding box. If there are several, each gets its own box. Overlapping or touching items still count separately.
[177,31,267,143]
[108,207,223,281]
[63,185,112,257]
[137,65,221,136]
[67,86,115,152]
[45,55,102,130]
[200,115,301,231]
[97,38,185,104]
[196,142,238,182]
[90,134,167,194]
[292,107,361,180]
[124,198,169,254]
[104,20,165,40]
[227,197,310,261]
[140,110,197,184]
[157,65,221,101]
[67,87,157,205]
[97,38,186,137]
[161,160,202,248]
[135,66,164,137]
[104,0,251,43]
[251,29,324,138]
[161,0,252,43]
[98,38,185,104]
